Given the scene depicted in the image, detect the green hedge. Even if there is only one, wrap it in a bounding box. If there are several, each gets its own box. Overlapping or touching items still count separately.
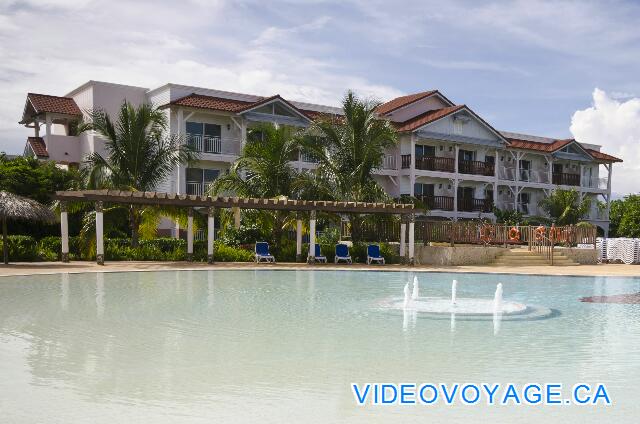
[3,235,398,264]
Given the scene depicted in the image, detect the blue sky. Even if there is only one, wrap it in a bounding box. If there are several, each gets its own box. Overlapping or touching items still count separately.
[1,0,639,192]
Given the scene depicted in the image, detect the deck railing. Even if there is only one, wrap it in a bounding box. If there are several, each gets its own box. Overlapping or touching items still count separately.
[552,172,581,186]
[458,159,494,176]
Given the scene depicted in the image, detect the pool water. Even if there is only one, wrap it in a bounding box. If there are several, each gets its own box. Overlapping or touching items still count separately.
[1,270,639,423]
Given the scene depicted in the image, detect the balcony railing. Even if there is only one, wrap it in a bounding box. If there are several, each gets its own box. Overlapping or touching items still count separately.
[582,177,609,190]
[382,155,397,170]
[552,172,580,186]
[417,195,454,211]
[301,151,319,163]
[458,159,494,176]
[417,156,455,172]
[457,197,494,213]
[186,181,214,196]
[401,154,411,169]
[187,134,222,154]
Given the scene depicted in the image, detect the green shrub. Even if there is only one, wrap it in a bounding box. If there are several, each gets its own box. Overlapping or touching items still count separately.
[217,224,266,247]
[0,235,38,261]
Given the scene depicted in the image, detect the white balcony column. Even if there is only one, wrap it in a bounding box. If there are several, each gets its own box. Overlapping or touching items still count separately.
[454,145,460,174]
[452,178,459,221]
[45,114,52,139]
[60,202,69,263]
[579,164,585,194]
[547,156,553,184]
[95,201,104,265]
[308,210,316,263]
[408,214,415,266]
[606,163,613,222]
[187,208,194,262]
[296,215,303,262]
[410,133,416,196]
[399,215,406,262]
[207,206,215,264]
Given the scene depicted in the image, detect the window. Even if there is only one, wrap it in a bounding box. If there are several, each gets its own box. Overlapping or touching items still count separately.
[459,149,475,161]
[414,183,434,197]
[453,119,463,135]
[186,122,222,153]
[186,167,220,195]
[519,160,531,181]
[252,102,297,117]
[415,145,435,158]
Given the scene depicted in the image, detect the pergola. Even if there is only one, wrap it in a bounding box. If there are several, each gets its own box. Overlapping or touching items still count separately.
[53,190,417,265]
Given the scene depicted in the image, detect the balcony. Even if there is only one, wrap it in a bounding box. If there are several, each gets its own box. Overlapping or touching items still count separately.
[186,181,214,196]
[416,195,493,213]
[417,195,454,211]
[401,154,455,172]
[458,197,493,213]
[552,172,580,186]
[582,177,609,190]
[382,155,397,170]
[458,159,494,176]
[186,133,240,156]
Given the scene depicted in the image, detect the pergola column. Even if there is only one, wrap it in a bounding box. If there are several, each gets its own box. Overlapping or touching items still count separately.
[296,214,303,262]
[307,210,316,263]
[399,215,406,262]
[207,206,215,264]
[60,201,69,263]
[95,201,104,265]
[408,213,415,266]
[187,208,194,262]
[233,207,241,229]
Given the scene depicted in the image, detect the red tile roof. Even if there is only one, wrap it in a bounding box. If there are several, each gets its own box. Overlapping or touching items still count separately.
[27,93,81,116]
[393,105,465,132]
[169,93,310,121]
[376,90,439,115]
[506,137,573,153]
[170,93,254,112]
[506,137,623,162]
[585,148,623,163]
[27,137,48,158]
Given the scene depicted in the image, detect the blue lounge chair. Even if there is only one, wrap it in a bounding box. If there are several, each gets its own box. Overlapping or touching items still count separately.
[255,242,275,263]
[334,244,352,264]
[312,244,327,263]
[367,244,385,265]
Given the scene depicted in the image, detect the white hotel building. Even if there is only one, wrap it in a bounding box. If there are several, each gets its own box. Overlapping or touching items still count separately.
[20,81,621,235]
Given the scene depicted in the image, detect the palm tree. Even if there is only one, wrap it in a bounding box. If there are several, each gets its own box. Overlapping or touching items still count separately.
[538,189,591,225]
[298,90,398,240]
[80,101,197,247]
[210,123,303,252]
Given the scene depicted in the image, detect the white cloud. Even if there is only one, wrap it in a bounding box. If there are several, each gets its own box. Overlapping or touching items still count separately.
[0,1,402,153]
[570,88,640,195]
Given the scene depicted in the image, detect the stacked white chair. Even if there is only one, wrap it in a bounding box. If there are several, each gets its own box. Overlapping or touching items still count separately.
[599,237,640,264]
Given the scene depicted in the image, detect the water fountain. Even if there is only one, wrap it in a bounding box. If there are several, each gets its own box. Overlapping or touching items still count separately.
[451,279,457,305]
[382,278,553,323]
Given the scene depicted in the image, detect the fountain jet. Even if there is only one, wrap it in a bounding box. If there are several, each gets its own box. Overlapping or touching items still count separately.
[451,280,457,305]
[494,283,503,312]
[412,276,419,300]
[403,283,411,308]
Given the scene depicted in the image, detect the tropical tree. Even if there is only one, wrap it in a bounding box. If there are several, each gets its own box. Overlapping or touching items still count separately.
[538,189,591,225]
[210,123,303,252]
[80,101,197,246]
[609,195,640,237]
[298,90,398,240]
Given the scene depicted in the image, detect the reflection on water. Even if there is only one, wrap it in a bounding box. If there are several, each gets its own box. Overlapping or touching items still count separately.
[1,270,640,423]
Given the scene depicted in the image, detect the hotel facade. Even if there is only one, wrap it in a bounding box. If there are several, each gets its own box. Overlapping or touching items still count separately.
[20,81,622,235]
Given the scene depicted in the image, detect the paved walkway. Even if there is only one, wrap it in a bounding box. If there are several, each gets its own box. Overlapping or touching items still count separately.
[0,261,638,277]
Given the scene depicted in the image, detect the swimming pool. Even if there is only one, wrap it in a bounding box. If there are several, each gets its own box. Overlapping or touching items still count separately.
[1,270,638,423]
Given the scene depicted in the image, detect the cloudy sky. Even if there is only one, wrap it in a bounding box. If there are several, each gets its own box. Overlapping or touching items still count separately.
[1,0,639,194]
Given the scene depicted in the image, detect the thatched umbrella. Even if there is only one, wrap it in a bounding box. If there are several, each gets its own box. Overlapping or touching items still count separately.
[0,191,56,264]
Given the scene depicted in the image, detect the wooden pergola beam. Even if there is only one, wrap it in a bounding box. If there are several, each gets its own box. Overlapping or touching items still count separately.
[53,190,415,215]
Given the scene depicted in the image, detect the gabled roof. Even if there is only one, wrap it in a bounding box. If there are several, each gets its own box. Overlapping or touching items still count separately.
[585,149,623,163]
[167,93,311,121]
[393,105,464,132]
[169,93,254,112]
[506,137,573,153]
[26,93,82,116]
[26,137,49,158]
[376,90,454,116]
[505,135,623,163]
